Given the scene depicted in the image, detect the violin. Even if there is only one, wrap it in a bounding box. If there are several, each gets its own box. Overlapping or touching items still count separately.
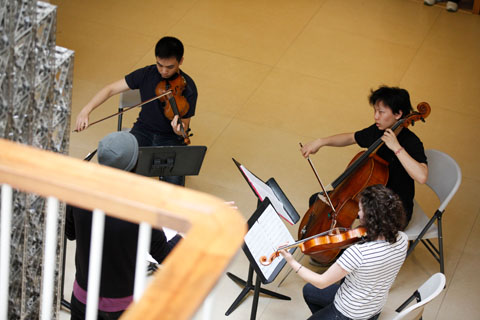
[298,102,431,264]
[155,73,191,145]
[260,227,367,266]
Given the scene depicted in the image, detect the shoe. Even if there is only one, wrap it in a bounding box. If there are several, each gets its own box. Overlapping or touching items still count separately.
[446,1,458,12]
[309,257,334,268]
[424,0,437,5]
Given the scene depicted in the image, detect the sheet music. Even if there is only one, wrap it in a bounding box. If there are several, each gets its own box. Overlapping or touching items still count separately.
[244,204,295,279]
[239,164,294,225]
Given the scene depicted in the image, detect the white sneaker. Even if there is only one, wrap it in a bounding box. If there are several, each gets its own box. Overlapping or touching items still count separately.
[446,1,458,11]
[424,0,437,5]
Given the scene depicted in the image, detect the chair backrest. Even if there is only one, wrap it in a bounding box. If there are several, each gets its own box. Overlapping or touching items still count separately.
[424,149,461,212]
[120,89,141,108]
[392,273,446,320]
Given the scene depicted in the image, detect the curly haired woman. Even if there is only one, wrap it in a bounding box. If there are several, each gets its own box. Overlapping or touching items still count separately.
[280,185,408,320]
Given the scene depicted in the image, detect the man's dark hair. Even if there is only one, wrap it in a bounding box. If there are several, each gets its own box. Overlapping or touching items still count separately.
[360,184,406,243]
[368,86,413,118]
[155,36,184,62]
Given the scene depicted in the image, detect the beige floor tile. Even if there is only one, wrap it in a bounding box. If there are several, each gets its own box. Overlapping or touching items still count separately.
[169,0,326,65]
[437,208,480,319]
[184,46,273,117]
[401,50,480,118]
[234,68,375,138]
[54,11,156,85]
[310,0,441,48]
[401,11,480,117]
[408,105,480,180]
[51,0,196,38]
[277,24,417,87]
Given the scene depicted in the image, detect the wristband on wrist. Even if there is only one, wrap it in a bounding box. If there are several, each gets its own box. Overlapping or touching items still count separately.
[296,265,303,273]
[395,147,403,155]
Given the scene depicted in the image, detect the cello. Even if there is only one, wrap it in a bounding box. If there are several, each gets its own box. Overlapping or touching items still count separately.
[298,102,431,264]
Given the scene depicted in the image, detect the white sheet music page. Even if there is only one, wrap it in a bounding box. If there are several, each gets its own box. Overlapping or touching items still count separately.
[244,204,295,279]
[239,164,294,225]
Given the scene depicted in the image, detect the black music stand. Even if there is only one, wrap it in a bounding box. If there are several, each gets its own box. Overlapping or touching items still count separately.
[225,198,296,320]
[134,145,207,177]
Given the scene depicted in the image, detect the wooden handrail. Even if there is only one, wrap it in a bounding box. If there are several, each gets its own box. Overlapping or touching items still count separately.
[0,138,246,319]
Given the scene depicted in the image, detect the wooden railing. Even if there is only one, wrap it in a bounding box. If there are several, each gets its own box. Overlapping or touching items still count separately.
[0,138,246,319]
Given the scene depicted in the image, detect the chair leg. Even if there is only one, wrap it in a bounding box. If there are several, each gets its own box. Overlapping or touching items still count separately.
[407,213,438,257]
[407,210,445,274]
[437,215,444,274]
[396,290,421,312]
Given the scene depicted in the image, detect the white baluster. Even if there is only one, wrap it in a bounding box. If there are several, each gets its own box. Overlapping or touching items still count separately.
[86,209,105,320]
[133,222,152,302]
[0,184,13,320]
[41,197,59,320]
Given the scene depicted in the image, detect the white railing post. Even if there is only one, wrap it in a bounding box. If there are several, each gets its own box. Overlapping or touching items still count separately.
[133,222,152,302]
[0,184,13,320]
[41,197,59,320]
[86,209,105,320]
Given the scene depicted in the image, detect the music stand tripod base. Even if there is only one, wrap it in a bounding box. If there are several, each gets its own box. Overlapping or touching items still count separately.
[225,265,290,319]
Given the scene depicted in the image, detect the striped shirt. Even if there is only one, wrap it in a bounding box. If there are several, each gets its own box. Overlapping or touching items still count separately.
[334,231,408,320]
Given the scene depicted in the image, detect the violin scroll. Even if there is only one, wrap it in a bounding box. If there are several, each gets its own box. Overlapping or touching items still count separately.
[260,251,280,266]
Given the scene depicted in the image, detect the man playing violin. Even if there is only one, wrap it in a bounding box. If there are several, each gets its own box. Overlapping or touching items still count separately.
[280,185,408,320]
[301,86,428,224]
[75,36,198,186]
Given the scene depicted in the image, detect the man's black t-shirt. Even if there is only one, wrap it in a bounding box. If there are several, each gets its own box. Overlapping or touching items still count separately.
[355,124,427,222]
[125,65,197,136]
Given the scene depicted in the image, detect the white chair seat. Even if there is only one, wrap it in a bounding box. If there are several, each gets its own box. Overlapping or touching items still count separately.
[404,200,438,240]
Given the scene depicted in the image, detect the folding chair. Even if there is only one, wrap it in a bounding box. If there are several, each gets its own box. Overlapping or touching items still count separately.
[379,273,446,320]
[117,89,141,131]
[404,149,461,274]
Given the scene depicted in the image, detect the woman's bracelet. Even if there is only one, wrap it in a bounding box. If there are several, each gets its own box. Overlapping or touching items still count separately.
[296,265,303,273]
[395,147,404,156]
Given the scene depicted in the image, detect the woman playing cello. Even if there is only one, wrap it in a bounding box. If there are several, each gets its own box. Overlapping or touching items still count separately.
[301,86,428,224]
[280,185,408,320]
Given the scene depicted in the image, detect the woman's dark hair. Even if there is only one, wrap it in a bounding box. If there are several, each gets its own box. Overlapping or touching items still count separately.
[155,36,184,62]
[360,185,406,243]
[368,86,413,118]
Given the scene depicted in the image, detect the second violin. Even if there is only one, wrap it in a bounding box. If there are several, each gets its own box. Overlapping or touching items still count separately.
[260,227,367,266]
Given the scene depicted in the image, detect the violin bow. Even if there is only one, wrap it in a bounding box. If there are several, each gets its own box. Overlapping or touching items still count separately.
[73,89,173,132]
[299,142,337,228]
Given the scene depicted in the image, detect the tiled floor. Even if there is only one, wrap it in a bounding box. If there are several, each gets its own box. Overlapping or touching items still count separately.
[50,0,480,319]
